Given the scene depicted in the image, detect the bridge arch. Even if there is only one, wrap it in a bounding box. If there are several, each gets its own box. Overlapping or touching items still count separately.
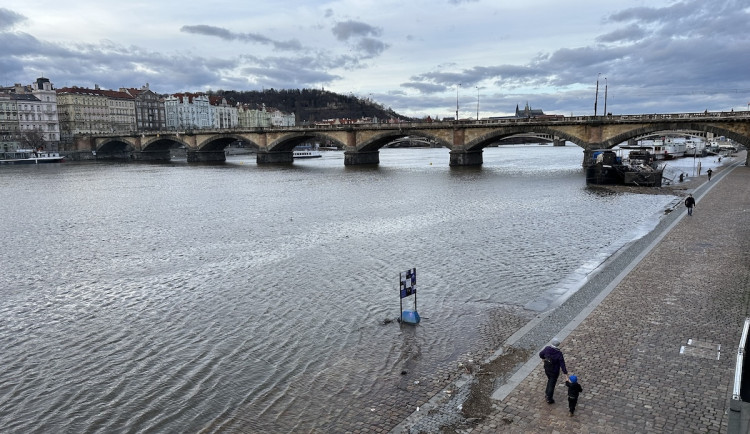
[196,133,257,152]
[464,126,582,151]
[96,137,135,154]
[356,130,451,152]
[267,132,346,152]
[141,136,191,152]
[600,122,750,150]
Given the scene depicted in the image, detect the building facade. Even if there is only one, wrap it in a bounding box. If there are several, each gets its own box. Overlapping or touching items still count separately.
[268,108,295,127]
[0,94,19,152]
[164,93,211,130]
[237,104,271,128]
[0,77,61,151]
[31,78,61,149]
[209,96,238,129]
[122,84,166,132]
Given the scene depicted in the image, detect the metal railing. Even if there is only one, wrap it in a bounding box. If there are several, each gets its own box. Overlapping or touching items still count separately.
[733,318,750,400]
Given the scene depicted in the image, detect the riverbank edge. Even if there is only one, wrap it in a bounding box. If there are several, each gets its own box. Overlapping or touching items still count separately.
[388,152,745,433]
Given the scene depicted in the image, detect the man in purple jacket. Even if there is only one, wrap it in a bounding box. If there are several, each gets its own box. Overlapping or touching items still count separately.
[539,338,569,403]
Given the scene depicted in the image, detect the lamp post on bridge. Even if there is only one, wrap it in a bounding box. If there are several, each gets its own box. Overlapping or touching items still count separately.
[456,83,461,120]
[476,86,479,121]
[594,73,601,116]
[604,77,608,116]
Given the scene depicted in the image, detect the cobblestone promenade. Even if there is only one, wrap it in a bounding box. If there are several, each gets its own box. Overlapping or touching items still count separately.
[469,154,750,433]
[387,152,750,434]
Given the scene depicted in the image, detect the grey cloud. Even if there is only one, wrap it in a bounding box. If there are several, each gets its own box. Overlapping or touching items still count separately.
[331,20,381,41]
[596,24,646,44]
[401,82,446,93]
[407,64,547,93]
[356,38,388,58]
[180,25,303,51]
[0,8,25,31]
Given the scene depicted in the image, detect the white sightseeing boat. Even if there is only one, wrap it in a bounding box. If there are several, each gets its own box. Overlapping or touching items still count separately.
[0,149,65,164]
[293,150,322,159]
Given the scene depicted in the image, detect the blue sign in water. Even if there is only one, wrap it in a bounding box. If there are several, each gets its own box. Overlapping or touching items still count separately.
[399,268,416,299]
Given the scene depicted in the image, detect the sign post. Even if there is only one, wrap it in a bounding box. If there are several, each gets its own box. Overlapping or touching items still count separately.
[399,268,420,324]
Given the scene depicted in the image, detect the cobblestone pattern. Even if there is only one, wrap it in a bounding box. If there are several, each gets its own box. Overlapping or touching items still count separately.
[470,157,750,433]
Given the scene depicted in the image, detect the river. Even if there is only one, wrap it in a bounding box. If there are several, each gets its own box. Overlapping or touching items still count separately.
[0,145,676,433]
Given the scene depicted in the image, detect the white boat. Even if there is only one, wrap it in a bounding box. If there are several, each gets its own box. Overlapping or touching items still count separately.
[619,140,668,160]
[663,140,686,159]
[293,150,322,159]
[0,149,65,164]
[684,140,707,157]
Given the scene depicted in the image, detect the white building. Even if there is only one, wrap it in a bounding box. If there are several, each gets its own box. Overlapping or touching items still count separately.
[0,77,61,151]
[209,96,238,129]
[31,77,61,149]
[237,103,271,128]
[164,93,211,130]
[268,108,295,127]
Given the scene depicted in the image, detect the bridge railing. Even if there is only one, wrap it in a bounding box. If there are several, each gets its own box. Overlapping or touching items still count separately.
[86,110,750,138]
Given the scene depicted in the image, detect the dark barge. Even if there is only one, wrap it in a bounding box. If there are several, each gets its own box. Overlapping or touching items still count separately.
[586,150,664,187]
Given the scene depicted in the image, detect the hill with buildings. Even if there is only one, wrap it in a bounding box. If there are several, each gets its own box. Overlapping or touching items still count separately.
[215,88,414,124]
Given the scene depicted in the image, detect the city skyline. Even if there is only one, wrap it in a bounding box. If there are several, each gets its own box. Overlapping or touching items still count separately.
[2,0,749,118]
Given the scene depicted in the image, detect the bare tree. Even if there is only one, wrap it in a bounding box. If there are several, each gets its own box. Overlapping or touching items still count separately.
[19,128,46,151]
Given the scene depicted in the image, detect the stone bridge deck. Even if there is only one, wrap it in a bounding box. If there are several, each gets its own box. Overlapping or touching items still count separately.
[79,111,750,166]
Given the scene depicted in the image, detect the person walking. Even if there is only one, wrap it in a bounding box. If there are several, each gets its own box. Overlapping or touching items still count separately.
[707,168,713,181]
[565,375,583,416]
[539,338,568,404]
[685,193,696,216]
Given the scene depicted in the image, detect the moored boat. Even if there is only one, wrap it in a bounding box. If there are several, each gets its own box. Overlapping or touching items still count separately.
[663,139,686,159]
[293,150,322,159]
[619,140,668,160]
[0,149,65,164]
[586,149,663,187]
[684,140,707,157]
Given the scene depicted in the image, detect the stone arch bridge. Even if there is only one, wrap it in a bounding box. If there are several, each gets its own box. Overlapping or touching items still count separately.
[80,112,750,167]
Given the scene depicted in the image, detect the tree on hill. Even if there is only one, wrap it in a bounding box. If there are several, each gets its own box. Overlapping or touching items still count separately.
[216,88,413,124]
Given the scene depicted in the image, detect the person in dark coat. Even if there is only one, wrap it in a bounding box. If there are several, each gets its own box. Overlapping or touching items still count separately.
[538,338,568,403]
[685,194,696,216]
[707,168,713,181]
[565,375,583,416]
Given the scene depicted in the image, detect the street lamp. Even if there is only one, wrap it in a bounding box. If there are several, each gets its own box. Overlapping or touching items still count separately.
[456,83,461,120]
[603,77,608,116]
[476,86,479,121]
[594,73,601,116]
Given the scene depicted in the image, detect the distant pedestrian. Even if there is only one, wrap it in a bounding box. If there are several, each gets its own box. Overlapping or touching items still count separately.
[539,338,568,404]
[685,194,696,216]
[565,375,583,416]
[707,168,713,181]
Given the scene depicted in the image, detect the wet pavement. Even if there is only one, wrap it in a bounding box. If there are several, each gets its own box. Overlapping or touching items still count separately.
[392,152,750,433]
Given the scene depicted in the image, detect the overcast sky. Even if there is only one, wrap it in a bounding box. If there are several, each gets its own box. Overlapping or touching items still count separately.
[2,0,749,119]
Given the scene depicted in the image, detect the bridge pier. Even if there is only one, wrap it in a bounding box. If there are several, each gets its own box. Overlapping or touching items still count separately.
[344,150,379,165]
[256,151,293,164]
[187,150,226,163]
[553,138,566,146]
[449,150,483,166]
